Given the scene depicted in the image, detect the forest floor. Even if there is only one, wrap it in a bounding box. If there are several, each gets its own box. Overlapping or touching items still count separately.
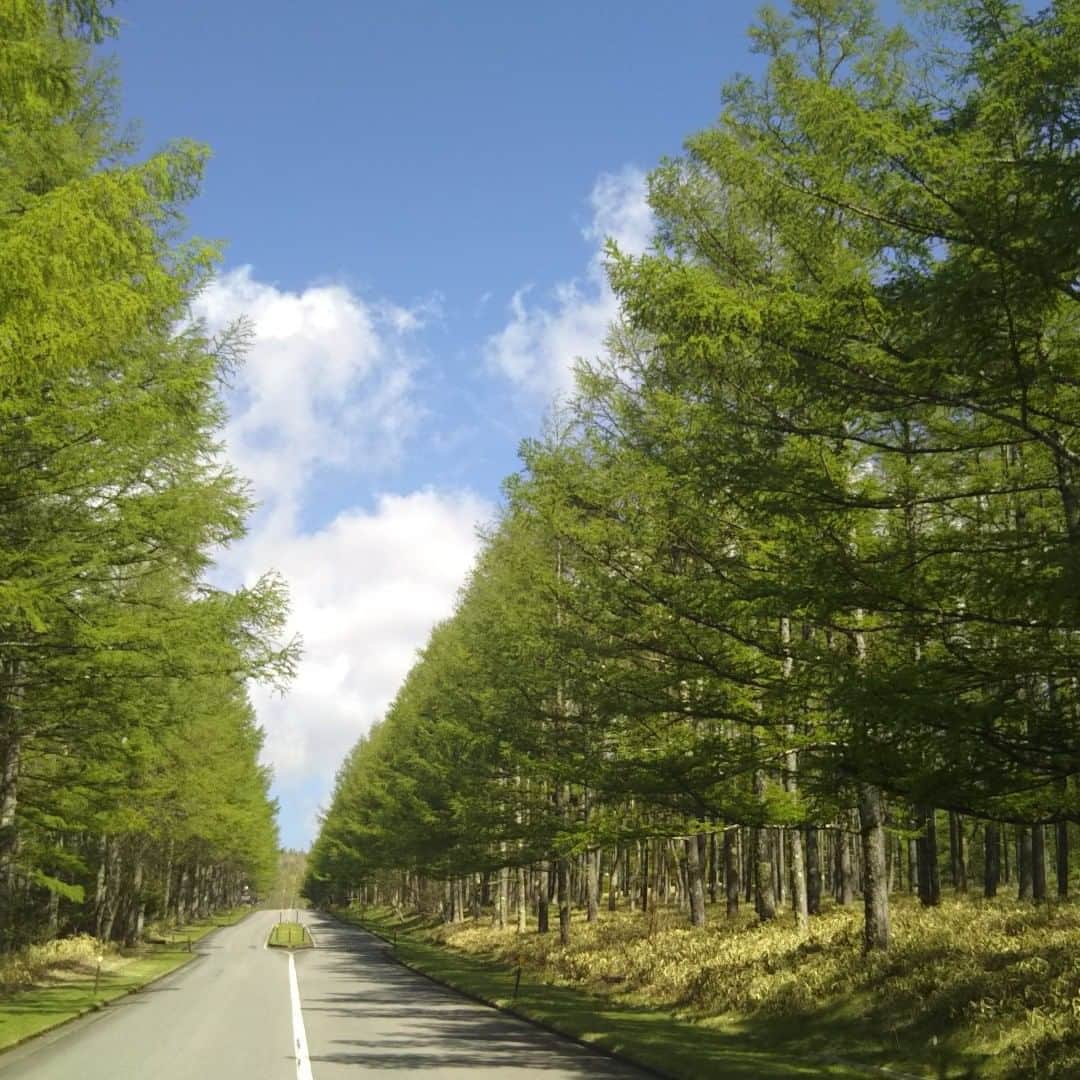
[339,895,1080,1079]
[0,907,252,1052]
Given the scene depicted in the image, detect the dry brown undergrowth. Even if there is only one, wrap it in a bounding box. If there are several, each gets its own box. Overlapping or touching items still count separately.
[0,935,114,993]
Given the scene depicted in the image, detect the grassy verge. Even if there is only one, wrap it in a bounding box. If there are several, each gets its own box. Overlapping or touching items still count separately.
[0,908,251,1052]
[332,906,862,1079]
[267,921,312,949]
[335,898,1080,1079]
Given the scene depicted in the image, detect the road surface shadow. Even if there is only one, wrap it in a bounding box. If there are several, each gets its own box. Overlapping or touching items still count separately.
[300,916,642,1076]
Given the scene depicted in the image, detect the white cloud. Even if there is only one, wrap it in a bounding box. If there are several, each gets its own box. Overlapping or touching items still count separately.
[484,166,652,396]
[237,488,491,788]
[195,267,427,520]
[199,166,654,844]
[200,267,491,846]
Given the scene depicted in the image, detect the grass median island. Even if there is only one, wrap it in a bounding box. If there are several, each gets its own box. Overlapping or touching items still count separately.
[335,898,1080,1079]
[267,921,312,949]
[0,908,252,1053]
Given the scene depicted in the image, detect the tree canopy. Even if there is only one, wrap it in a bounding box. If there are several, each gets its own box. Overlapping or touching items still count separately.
[1,0,296,949]
[306,0,1080,955]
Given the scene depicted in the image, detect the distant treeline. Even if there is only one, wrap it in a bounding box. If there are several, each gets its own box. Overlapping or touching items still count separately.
[0,2,296,950]
[305,0,1080,953]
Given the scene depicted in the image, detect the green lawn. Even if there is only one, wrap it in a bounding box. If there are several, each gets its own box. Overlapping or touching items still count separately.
[335,908,862,1080]
[0,908,252,1053]
[267,921,312,949]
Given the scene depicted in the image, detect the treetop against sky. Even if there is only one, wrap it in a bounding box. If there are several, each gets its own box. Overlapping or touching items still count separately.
[105,0,782,847]
[106,0,1048,847]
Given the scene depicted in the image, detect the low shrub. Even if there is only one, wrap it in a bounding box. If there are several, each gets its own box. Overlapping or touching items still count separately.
[0,935,108,993]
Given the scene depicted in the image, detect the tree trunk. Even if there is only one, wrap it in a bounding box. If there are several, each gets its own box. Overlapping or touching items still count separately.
[537,860,549,933]
[176,865,189,925]
[0,731,21,886]
[754,825,777,922]
[0,661,25,894]
[916,806,941,907]
[639,841,649,914]
[94,837,109,938]
[752,758,776,921]
[685,834,706,928]
[775,829,786,907]
[949,811,967,892]
[1032,824,1047,902]
[707,832,718,904]
[454,877,466,923]
[161,839,174,923]
[46,839,63,940]
[838,819,855,907]
[779,615,806,933]
[100,839,122,942]
[805,826,821,915]
[557,854,571,946]
[586,848,600,923]
[516,866,527,932]
[1018,827,1034,901]
[497,863,509,928]
[126,852,145,947]
[858,783,891,952]
[984,821,1001,898]
[723,828,740,917]
[788,826,808,933]
[608,847,620,911]
[1056,821,1069,899]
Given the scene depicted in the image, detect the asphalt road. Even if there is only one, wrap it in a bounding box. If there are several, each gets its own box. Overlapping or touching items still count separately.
[0,910,644,1079]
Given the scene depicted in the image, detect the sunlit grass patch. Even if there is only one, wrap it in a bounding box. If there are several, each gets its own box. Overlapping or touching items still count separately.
[267,921,312,949]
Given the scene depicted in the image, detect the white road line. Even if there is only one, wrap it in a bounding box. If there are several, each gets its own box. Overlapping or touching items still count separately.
[288,951,314,1080]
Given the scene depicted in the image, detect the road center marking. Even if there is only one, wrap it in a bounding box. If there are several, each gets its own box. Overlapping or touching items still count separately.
[288,951,314,1080]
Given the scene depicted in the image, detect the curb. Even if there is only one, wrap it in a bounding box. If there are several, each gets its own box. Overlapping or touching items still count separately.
[0,909,255,1058]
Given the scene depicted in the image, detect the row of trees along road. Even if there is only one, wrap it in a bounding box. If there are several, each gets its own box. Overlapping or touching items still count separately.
[306,0,1080,954]
[0,2,297,950]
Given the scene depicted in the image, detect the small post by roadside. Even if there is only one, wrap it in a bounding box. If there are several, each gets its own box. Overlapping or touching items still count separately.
[93,954,103,996]
[512,965,522,1003]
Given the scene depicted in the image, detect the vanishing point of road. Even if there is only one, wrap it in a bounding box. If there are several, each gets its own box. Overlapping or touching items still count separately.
[0,911,644,1079]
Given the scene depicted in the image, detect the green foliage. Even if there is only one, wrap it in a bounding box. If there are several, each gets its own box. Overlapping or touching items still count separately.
[308,1,1080,936]
[0,0,295,950]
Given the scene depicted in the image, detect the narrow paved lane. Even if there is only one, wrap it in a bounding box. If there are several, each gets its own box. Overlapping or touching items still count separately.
[0,910,645,1078]
[0,910,294,1080]
[296,911,641,1078]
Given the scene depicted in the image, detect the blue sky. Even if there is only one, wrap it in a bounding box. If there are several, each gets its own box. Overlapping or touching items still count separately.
[106,1,839,848]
